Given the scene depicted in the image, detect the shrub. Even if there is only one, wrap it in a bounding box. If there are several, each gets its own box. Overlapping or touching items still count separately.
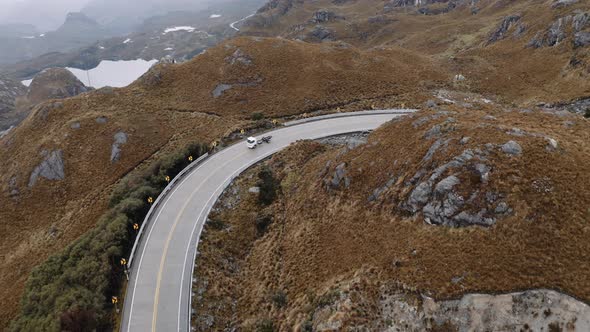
[255,215,273,236]
[251,112,264,121]
[256,319,274,332]
[271,290,287,308]
[258,166,278,206]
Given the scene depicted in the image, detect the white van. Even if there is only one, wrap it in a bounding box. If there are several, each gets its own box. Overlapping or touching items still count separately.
[246,137,257,149]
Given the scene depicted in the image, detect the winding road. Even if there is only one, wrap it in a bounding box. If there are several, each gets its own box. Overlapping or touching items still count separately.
[121,110,415,332]
[230,13,256,31]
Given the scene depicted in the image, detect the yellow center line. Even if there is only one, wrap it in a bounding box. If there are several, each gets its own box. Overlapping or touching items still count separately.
[151,150,247,331]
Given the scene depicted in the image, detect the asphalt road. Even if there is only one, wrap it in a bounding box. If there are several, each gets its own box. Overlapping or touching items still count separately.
[121,111,413,332]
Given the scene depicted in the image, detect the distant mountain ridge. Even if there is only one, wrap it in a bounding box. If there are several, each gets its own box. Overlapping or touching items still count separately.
[0,12,115,66]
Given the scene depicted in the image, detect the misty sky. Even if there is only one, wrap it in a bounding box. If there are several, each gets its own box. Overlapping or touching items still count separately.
[0,0,221,31]
[0,0,89,30]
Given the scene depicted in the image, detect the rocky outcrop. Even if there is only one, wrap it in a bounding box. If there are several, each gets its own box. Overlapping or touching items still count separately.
[574,31,590,48]
[542,97,590,115]
[501,140,523,156]
[110,132,128,163]
[324,162,351,190]
[487,15,521,44]
[225,49,253,66]
[552,0,579,9]
[383,0,474,15]
[398,116,531,228]
[28,150,65,187]
[310,10,343,23]
[308,25,335,41]
[529,12,590,48]
[363,288,589,330]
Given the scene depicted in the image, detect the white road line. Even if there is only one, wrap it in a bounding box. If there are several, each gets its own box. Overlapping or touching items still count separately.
[126,150,230,331]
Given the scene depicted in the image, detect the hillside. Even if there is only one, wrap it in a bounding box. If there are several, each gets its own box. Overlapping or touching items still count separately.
[1,0,590,330]
[241,0,590,106]
[193,104,590,330]
[0,37,443,329]
[24,68,91,106]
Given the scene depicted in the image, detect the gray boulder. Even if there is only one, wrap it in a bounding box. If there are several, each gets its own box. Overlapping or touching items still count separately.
[309,25,334,41]
[501,141,523,156]
[311,10,339,23]
[29,150,65,187]
[434,175,460,194]
[111,132,128,163]
[408,182,432,212]
[328,163,350,189]
[212,84,233,98]
[574,31,590,48]
[488,15,521,44]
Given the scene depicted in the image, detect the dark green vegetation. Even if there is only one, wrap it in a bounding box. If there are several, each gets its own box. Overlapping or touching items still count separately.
[257,166,278,206]
[10,143,206,331]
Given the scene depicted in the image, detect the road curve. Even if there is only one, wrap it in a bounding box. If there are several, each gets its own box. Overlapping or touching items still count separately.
[229,13,256,31]
[121,110,413,332]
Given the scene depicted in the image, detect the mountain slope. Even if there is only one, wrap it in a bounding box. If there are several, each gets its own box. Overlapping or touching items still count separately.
[193,104,590,330]
[241,0,590,105]
[0,36,443,328]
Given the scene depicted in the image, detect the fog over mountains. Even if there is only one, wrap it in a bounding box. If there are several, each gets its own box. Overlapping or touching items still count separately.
[0,0,233,32]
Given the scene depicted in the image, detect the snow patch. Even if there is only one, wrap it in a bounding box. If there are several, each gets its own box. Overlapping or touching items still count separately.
[164,47,174,51]
[21,79,33,87]
[99,46,105,49]
[66,59,157,89]
[210,14,221,18]
[21,36,35,39]
[163,26,195,34]
[39,33,45,37]
[123,38,132,44]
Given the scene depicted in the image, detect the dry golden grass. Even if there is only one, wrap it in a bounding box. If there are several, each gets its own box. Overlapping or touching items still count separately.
[0,37,442,327]
[192,106,590,330]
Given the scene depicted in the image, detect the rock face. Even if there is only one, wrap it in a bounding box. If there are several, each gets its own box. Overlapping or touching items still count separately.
[396,116,527,228]
[325,162,351,190]
[110,132,128,163]
[26,68,90,106]
[543,97,590,115]
[308,25,335,41]
[353,288,590,331]
[574,31,590,48]
[28,150,65,187]
[529,11,590,48]
[310,10,342,23]
[488,15,521,44]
